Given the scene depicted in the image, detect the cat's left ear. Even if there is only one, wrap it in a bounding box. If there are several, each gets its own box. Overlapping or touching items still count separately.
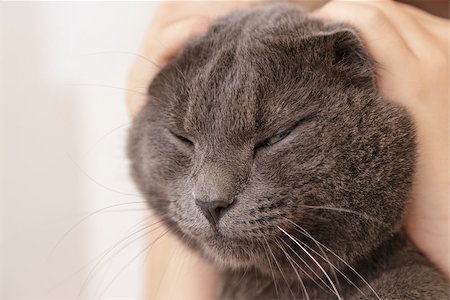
[312,27,375,79]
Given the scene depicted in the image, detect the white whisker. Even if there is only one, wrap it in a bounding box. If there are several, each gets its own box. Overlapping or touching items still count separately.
[275,238,310,300]
[97,230,169,300]
[264,236,295,299]
[261,240,279,298]
[278,226,342,300]
[288,225,369,299]
[279,238,332,293]
[285,219,381,300]
[295,204,386,225]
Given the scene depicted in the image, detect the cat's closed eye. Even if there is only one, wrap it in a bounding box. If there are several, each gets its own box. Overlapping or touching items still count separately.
[255,114,316,151]
[168,129,194,147]
[256,128,292,149]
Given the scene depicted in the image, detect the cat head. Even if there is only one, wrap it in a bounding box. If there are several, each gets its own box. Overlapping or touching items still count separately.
[128,4,415,277]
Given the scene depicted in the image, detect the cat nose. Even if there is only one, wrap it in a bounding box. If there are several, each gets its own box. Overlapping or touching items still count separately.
[195,198,233,226]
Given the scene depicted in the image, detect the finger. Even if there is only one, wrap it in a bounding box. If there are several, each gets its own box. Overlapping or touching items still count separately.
[312,1,420,103]
[363,1,449,72]
[148,16,210,62]
[397,2,450,42]
[153,1,253,30]
[313,1,414,69]
[126,2,256,118]
[397,1,449,26]
[361,1,434,56]
[127,17,209,118]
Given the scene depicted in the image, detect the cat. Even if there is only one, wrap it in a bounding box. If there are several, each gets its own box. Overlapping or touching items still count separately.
[128,4,449,299]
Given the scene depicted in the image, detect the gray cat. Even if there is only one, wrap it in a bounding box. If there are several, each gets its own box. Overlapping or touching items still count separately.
[128,4,449,299]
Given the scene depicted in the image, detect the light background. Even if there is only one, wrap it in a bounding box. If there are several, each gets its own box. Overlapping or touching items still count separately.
[1,2,159,299]
[2,1,447,300]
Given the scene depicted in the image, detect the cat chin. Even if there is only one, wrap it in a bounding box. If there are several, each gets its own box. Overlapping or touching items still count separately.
[198,236,263,270]
[202,244,257,270]
[177,222,268,270]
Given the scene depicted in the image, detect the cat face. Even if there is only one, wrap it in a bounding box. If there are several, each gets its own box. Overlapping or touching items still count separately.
[128,5,415,276]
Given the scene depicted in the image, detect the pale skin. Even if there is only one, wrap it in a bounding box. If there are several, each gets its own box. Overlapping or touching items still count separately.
[126,1,449,299]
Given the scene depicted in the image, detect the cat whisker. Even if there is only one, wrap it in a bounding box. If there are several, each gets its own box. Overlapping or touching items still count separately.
[264,236,295,299]
[227,261,250,295]
[77,222,164,299]
[97,229,169,300]
[75,50,185,96]
[298,235,369,299]
[125,213,169,237]
[48,201,151,260]
[66,83,148,95]
[278,226,343,300]
[173,243,189,290]
[152,231,194,299]
[98,208,150,213]
[278,238,332,293]
[294,218,343,294]
[294,204,386,226]
[80,50,162,67]
[284,219,381,300]
[83,50,186,88]
[47,215,161,295]
[261,240,279,299]
[65,152,141,197]
[275,238,310,300]
[283,220,369,299]
[82,122,132,159]
[237,264,250,287]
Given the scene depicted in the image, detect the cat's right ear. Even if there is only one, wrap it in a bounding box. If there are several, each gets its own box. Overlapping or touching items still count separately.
[305,26,376,81]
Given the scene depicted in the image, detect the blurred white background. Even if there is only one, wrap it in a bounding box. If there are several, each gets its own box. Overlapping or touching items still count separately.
[1,2,160,299]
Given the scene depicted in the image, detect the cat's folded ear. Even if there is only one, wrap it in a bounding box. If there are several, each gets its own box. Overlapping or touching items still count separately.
[304,26,375,80]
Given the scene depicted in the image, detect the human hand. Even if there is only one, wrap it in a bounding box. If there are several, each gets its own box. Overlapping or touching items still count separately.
[314,0,449,278]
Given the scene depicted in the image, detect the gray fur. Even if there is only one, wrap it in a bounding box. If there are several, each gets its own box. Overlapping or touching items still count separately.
[128,4,449,299]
